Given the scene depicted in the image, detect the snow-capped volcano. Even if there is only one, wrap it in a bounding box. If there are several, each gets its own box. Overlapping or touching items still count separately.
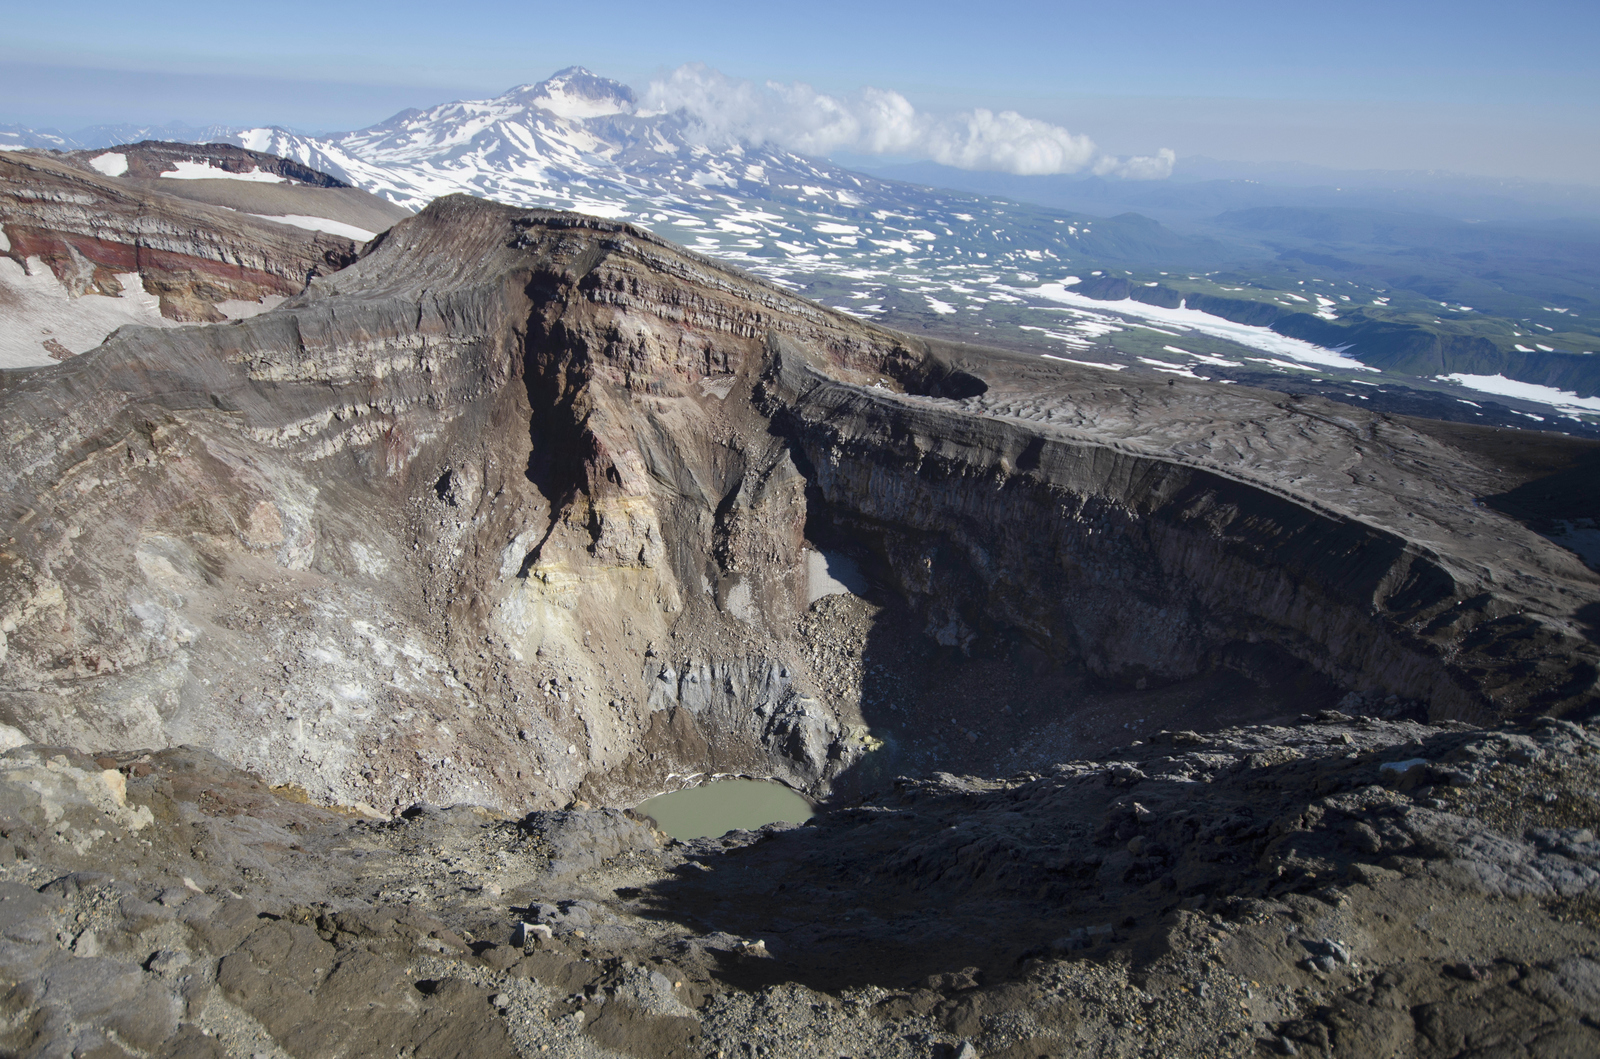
[11,69,1390,391]
[215,67,1122,289]
[227,66,878,221]
[200,69,1376,382]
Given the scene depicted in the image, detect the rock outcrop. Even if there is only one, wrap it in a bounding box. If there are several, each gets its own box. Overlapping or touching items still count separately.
[61,140,354,187]
[0,147,370,361]
[0,195,1594,819]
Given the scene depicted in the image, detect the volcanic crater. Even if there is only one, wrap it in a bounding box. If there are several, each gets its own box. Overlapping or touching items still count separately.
[1,196,1598,1059]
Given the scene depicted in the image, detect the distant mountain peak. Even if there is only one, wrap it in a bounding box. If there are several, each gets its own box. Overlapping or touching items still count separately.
[505,66,636,120]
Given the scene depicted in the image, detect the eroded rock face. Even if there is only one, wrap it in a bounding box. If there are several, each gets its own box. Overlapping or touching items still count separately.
[0,148,361,328]
[0,196,1595,817]
[768,356,1592,722]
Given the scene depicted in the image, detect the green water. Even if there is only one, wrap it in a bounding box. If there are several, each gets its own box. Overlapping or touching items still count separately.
[636,778,813,840]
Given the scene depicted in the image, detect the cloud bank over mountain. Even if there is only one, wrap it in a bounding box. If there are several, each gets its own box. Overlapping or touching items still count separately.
[642,63,1173,179]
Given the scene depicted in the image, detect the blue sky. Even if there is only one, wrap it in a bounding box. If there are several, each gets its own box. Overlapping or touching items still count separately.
[2,0,1596,181]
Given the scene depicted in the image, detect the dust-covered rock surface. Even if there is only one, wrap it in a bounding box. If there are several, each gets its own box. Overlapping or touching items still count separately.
[0,714,1596,1057]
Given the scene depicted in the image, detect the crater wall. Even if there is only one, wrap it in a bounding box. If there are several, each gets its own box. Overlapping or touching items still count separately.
[0,197,1594,813]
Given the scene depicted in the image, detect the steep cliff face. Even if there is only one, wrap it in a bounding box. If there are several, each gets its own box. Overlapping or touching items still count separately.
[770,357,1591,721]
[0,196,1594,814]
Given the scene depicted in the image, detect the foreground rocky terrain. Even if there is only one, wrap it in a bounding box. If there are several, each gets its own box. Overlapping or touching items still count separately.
[0,711,1595,1057]
[0,195,1597,1055]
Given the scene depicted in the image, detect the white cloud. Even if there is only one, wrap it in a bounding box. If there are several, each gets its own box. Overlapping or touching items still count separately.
[923,108,1095,176]
[641,64,1169,179]
[1093,148,1177,181]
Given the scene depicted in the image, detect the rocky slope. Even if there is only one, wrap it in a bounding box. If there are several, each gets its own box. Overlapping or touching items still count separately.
[0,712,1595,1058]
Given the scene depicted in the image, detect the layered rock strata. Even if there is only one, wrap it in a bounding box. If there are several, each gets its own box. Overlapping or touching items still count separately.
[0,148,363,331]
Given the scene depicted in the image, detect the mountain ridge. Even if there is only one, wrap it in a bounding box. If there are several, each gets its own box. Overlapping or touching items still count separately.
[4,68,1598,425]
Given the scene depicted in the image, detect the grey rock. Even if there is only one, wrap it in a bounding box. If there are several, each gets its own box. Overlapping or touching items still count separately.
[521,809,659,877]
[512,921,553,947]
[145,948,191,976]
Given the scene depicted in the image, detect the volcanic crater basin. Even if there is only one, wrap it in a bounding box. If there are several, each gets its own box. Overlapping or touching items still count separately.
[0,195,1596,1056]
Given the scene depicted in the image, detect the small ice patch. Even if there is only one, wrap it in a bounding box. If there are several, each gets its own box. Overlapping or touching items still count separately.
[213,295,286,319]
[1138,357,1202,378]
[1245,357,1320,372]
[807,549,868,604]
[89,152,128,177]
[1165,344,1241,367]
[1380,758,1429,774]
[925,296,957,315]
[1041,354,1125,370]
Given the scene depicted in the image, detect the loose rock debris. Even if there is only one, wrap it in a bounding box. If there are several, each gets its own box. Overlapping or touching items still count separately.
[0,714,1594,1056]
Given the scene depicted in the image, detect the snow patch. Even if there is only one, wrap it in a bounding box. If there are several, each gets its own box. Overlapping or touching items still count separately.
[0,259,173,369]
[1437,373,1600,415]
[249,214,377,241]
[1028,283,1373,371]
[161,160,284,182]
[526,85,631,120]
[89,152,128,177]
